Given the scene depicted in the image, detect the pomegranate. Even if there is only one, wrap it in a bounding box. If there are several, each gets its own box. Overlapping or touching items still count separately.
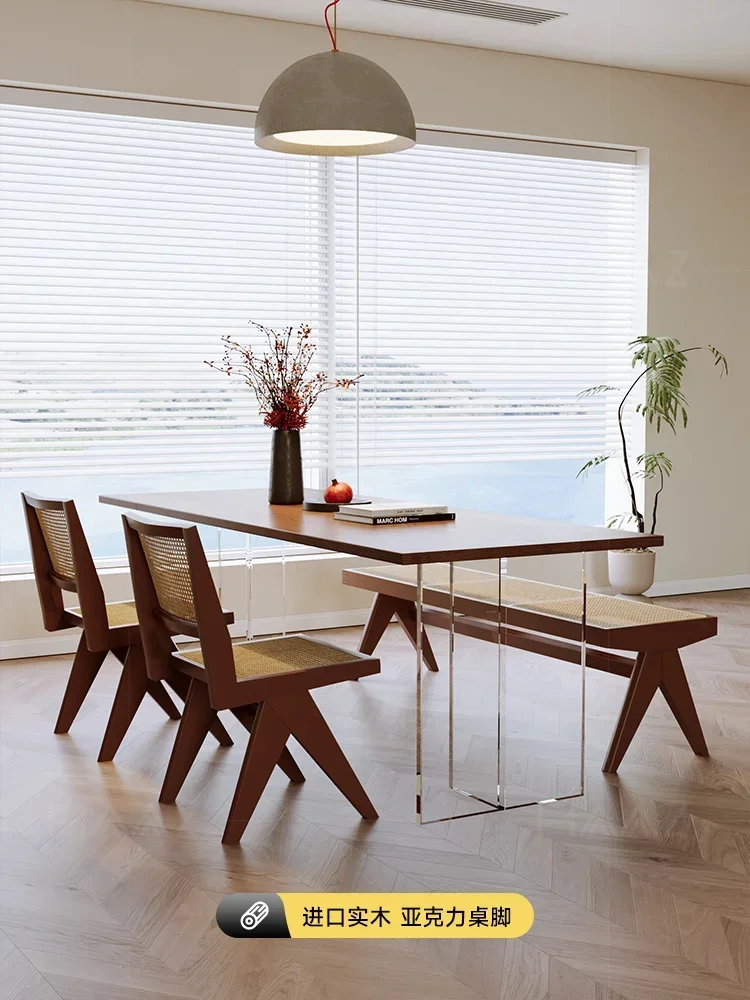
[324,479,353,504]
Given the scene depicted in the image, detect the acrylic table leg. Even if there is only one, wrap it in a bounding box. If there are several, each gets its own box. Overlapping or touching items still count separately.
[216,527,223,604]
[245,534,254,641]
[416,563,423,820]
[448,562,455,790]
[497,558,504,809]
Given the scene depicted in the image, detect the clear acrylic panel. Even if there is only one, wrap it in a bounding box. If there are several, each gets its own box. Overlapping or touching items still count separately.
[243,535,293,641]
[215,526,224,604]
[497,551,587,811]
[415,552,587,824]
[416,560,504,824]
[246,532,254,640]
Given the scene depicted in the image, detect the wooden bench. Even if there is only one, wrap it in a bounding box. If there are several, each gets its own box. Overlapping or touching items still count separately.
[342,564,717,773]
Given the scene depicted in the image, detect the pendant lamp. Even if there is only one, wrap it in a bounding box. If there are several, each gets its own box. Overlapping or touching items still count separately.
[255,0,416,156]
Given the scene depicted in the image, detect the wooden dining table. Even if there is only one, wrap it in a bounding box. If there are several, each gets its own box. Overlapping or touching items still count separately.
[99,487,662,566]
[100,487,664,823]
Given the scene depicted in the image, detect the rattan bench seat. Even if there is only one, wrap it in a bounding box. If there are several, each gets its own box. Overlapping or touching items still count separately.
[349,565,707,630]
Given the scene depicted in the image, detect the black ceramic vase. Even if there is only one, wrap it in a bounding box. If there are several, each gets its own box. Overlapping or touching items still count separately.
[268,429,304,505]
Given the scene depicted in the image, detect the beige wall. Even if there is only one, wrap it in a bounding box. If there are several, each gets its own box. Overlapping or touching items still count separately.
[1,0,749,587]
[0,556,373,657]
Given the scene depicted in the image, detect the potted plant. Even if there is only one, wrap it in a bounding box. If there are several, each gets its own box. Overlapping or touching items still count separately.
[207,322,361,504]
[578,335,727,595]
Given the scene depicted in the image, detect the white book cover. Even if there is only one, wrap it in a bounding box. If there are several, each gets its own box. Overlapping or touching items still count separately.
[338,501,449,518]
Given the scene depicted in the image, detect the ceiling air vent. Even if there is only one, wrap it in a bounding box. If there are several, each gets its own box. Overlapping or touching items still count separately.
[377,0,567,25]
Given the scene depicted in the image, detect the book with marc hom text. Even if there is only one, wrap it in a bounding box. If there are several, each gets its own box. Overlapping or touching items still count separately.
[333,502,455,526]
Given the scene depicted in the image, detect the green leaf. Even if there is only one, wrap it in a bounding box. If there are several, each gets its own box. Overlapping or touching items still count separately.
[607,513,638,530]
[630,335,690,433]
[577,454,610,480]
[709,345,729,375]
[580,339,727,531]
[577,385,618,398]
[636,451,673,479]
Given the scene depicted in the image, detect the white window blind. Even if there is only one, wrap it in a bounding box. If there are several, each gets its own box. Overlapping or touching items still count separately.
[331,141,643,517]
[0,98,646,569]
[0,104,329,478]
[0,103,333,565]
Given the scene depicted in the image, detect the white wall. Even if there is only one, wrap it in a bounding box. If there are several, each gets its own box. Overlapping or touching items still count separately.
[1,0,748,632]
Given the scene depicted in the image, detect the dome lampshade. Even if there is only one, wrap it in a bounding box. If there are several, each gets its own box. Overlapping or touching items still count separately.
[255,50,416,157]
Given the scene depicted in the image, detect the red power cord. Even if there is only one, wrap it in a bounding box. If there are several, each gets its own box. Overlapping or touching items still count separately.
[324,0,341,51]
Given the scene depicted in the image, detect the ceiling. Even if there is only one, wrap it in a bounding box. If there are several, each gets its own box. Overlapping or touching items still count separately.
[136,0,750,85]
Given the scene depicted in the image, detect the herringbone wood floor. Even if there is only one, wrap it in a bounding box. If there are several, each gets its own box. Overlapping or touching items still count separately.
[1,589,749,1000]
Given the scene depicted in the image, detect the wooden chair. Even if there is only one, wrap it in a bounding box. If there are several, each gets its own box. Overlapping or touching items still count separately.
[123,514,380,844]
[20,492,231,762]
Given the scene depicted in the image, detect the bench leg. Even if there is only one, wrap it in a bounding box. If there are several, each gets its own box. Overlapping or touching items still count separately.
[659,650,709,757]
[359,594,398,656]
[394,600,440,673]
[359,594,439,672]
[603,652,658,773]
[359,594,438,671]
[603,650,708,773]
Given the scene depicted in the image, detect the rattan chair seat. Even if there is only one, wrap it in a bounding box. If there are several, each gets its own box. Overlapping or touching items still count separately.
[354,565,707,629]
[180,635,358,682]
[71,601,139,628]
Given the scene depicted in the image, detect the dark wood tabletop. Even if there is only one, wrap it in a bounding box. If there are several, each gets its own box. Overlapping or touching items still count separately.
[99,488,663,566]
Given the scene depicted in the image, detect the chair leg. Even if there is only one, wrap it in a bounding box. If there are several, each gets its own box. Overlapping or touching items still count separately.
[393,599,440,672]
[602,652,661,774]
[277,747,306,784]
[97,644,150,762]
[166,673,233,747]
[231,707,305,783]
[54,632,107,734]
[159,679,216,803]
[146,679,182,720]
[272,690,378,821]
[659,650,709,757]
[222,702,291,844]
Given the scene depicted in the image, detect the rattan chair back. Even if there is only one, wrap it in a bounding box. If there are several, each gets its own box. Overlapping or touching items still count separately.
[139,532,198,626]
[22,492,109,647]
[123,515,236,698]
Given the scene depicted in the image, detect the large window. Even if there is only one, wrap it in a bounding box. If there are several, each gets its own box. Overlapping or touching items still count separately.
[0,100,646,570]
[330,140,645,523]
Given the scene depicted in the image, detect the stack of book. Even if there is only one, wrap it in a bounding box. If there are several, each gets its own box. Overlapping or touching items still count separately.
[333,502,455,526]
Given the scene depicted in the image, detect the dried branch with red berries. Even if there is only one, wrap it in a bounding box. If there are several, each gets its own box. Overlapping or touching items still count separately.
[206,322,362,432]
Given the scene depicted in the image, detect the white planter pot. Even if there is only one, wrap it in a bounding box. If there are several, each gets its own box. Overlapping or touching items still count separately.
[608,549,656,596]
